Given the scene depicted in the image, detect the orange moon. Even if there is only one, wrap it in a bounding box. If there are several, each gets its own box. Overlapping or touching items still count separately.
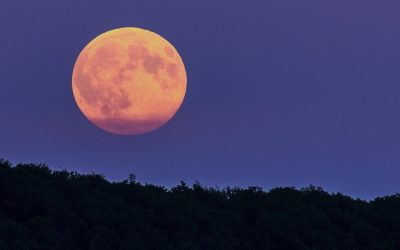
[72,27,187,135]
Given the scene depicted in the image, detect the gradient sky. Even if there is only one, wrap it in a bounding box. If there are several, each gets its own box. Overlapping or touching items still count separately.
[1,1,400,199]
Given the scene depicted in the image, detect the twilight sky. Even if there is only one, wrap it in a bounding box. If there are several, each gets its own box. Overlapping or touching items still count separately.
[1,0,400,199]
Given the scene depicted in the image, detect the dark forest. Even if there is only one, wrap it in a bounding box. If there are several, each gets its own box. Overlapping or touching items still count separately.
[0,159,399,249]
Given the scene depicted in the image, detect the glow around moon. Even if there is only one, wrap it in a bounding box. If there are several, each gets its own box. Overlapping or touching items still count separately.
[72,27,187,135]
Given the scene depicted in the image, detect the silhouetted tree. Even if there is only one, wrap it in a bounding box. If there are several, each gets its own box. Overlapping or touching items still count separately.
[0,159,399,249]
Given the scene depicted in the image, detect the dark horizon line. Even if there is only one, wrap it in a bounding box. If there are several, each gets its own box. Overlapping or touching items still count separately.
[1,158,396,202]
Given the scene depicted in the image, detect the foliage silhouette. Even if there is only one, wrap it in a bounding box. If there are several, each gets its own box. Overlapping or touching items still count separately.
[0,159,399,249]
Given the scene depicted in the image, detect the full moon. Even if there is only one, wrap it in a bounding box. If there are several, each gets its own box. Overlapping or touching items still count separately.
[72,27,187,135]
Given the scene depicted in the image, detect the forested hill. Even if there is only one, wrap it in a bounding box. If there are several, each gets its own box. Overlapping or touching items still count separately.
[0,159,399,249]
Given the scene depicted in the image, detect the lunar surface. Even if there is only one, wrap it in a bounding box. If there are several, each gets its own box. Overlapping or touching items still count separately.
[72,27,187,135]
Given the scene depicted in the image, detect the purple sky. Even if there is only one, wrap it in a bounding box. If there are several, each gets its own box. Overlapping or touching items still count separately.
[1,1,400,199]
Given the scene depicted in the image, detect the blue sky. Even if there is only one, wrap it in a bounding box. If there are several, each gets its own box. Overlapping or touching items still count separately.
[1,0,400,199]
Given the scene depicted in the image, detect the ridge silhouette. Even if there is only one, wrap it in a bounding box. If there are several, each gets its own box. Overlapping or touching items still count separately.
[0,159,399,249]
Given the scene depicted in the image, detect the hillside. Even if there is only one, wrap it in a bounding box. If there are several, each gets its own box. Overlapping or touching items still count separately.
[0,159,399,249]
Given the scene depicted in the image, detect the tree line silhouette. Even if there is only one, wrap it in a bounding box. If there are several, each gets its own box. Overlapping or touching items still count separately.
[0,159,399,249]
